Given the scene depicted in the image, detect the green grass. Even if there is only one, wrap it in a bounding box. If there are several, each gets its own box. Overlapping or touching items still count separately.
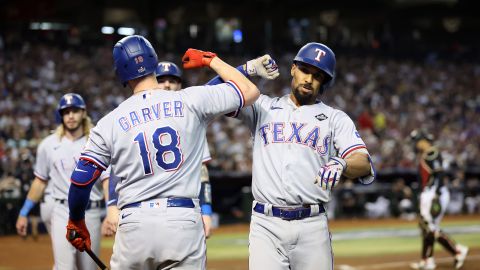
[334,234,480,257]
[207,233,249,260]
[330,220,480,233]
[99,223,480,261]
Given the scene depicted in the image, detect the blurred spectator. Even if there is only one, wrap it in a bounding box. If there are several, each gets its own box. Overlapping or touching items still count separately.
[464,176,480,214]
[365,195,390,219]
[388,178,415,220]
[337,179,360,218]
[447,171,466,215]
[0,173,21,199]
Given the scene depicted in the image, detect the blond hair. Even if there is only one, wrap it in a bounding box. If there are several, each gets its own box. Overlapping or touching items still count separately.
[55,115,93,138]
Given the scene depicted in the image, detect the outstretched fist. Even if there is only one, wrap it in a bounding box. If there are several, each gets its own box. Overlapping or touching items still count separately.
[245,54,280,80]
[182,49,217,69]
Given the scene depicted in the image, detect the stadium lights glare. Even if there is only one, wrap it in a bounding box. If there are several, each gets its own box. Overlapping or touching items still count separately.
[233,29,243,43]
[29,22,68,31]
[101,26,115,34]
[118,27,135,36]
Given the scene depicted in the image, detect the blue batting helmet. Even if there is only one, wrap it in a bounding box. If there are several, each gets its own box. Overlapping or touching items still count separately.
[294,42,336,91]
[56,93,86,123]
[113,35,158,87]
[155,61,182,82]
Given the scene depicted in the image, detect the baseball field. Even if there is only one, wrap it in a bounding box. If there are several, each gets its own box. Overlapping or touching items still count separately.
[0,214,479,270]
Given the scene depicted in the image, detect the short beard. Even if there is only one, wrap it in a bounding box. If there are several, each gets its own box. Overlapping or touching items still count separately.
[293,86,316,106]
[64,122,82,134]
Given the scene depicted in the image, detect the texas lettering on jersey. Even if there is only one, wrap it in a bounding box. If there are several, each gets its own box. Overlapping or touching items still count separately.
[258,122,330,155]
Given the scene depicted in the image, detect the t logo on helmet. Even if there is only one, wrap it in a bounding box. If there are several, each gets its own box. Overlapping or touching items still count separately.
[161,63,171,72]
[314,48,326,62]
[65,95,73,104]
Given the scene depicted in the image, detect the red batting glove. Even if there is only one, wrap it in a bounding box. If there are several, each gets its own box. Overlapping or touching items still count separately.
[182,48,217,69]
[66,219,91,252]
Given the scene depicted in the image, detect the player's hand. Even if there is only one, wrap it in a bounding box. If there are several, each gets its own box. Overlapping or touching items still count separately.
[182,48,217,69]
[420,218,436,234]
[245,54,279,80]
[101,206,119,237]
[66,219,91,252]
[16,216,28,236]
[315,157,347,190]
[202,215,213,239]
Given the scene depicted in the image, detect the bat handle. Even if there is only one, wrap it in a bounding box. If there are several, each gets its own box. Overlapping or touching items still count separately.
[68,229,108,269]
[86,248,108,270]
[68,229,78,241]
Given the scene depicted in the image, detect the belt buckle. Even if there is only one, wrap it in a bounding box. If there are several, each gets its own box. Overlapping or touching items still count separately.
[279,208,295,221]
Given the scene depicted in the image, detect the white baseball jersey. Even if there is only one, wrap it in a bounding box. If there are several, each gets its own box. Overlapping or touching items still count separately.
[34,134,109,201]
[81,82,244,209]
[201,138,211,163]
[235,94,374,206]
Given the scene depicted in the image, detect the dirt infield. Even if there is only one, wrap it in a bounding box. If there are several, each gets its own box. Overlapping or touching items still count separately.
[1,215,478,270]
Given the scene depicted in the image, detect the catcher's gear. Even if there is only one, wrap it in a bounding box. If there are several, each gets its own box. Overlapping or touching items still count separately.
[66,218,91,252]
[315,157,346,190]
[294,42,336,92]
[182,48,217,69]
[156,61,182,81]
[430,196,442,218]
[113,35,158,87]
[409,129,434,144]
[56,93,86,123]
[245,54,280,80]
[419,217,436,234]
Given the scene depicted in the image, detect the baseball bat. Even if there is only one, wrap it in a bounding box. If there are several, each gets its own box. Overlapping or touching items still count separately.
[68,230,108,270]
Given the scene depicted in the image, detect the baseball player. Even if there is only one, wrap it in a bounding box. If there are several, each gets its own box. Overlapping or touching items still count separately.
[208,42,375,270]
[409,129,468,270]
[101,61,216,238]
[16,93,109,270]
[65,35,260,270]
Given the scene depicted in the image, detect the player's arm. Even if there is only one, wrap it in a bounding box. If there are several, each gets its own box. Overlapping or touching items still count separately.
[316,152,374,190]
[16,177,47,236]
[101,175,119,236]
[102,178,109,206]
[66,158,105,251]
[199,164,213,238]
[343,152,372,179]
[182,49,259,106]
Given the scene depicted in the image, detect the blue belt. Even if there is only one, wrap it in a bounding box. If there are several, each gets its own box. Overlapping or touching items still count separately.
[253,202,325,221]
[121,197,195,210]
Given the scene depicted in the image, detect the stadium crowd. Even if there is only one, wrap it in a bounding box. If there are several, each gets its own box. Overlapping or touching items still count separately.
[0,42,480,220]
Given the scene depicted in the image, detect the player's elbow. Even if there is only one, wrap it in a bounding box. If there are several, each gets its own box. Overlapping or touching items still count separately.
[242,83,260,107]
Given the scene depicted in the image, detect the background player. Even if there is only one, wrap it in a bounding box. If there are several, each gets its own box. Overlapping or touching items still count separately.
[409,129,468,270]
[16,93,109,270]
[208,42,375,270]
[101,61,216,238]
[65,35,260,269]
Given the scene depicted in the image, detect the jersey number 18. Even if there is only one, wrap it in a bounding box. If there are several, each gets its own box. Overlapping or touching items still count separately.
[134,126,183,174]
